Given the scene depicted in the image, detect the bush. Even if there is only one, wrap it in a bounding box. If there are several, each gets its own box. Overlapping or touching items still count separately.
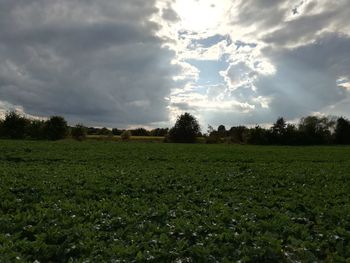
[150,128,169,137]
[45,116,68,140]
[71,124,87,141]
[130,128,150,136]
[112,128,123,136]
[27,119,46,139]
[1,111,29,139]
[246,126,269,145]
[168,113,200,143]
[0,119,4,137]
[334,117,350,144]
[98,127,112,136]
[205,134,221,144]
[121,130,131,141]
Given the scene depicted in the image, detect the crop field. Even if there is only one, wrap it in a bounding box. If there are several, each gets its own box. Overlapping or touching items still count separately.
[0,140,349,262]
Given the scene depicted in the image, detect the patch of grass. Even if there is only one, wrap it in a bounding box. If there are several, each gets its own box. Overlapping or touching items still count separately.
[0,140,349,262]
[87,135,165,142]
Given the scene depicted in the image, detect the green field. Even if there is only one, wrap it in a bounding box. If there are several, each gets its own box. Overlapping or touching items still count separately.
[0,140,349,262]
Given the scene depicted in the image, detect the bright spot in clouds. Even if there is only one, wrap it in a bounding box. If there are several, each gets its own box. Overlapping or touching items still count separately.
[173,0,230,32]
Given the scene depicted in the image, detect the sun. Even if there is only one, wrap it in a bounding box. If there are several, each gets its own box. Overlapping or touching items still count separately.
[173,0,230,32]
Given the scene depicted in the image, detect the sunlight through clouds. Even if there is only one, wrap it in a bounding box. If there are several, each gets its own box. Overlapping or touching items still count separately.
[173,0,231,33]
[156,0,350,127]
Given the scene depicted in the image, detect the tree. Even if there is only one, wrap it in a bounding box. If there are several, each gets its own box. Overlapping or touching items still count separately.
[334,117,350,144]
[98,127,112,136]
[205,125,220,144]
[27,119,46,139]
[299,116,334,144]
[246,126,268,145]
[121,130,131,141]
[270,117,287,144]
[150,128,169,137]
[130,128,150,136]
[272,117,286,135]
[0,119,3,137]
[2,111,29,139]
[168,113,200,143]
[71,124,87,141]
[112,128,123,136]
[217,125,227,137]
[229,126,248,143]
[45,116,68,140]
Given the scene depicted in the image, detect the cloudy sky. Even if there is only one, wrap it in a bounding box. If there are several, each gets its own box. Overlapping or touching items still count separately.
[0,0,349,128]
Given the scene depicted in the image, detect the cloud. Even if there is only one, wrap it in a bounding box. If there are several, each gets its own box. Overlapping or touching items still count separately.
[167,0,350,127]
[0,0,178,127]
[1,0,350,128]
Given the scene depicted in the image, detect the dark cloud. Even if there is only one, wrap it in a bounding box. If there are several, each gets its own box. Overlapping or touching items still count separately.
[162,6,180,22]
[0,0,178,127]
[251,33,350,120]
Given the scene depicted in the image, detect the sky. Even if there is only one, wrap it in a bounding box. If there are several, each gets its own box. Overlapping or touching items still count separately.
[0,0,349,129]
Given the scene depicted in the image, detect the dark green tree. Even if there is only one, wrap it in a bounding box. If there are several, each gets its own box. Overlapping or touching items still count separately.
[229,126,248,143]
[150,128,169,137]
[334,117,350,144]
[298,116,334,144]
[27,119,46,139]
[98,127,112,136]
[45,116,68,140]
[168,113,200,143]
[2,111,29,139]
[217,125,227,137]
[112,128,123,136]
[71,124,87,141]
[130,128,150,136]
[246,126,268,145]
[270,117,287,144]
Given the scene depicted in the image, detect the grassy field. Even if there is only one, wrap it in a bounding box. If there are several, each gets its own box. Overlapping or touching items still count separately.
[0,140,349,262]
[86,135,165,143]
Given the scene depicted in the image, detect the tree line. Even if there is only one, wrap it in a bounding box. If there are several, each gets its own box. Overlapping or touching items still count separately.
[0,111,349,145]
[0,111,168,141]
[206,116,350,145]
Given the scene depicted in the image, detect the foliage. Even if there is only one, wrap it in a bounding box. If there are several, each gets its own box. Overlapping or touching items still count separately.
[168,113,200,143]
[334,117,350,144]
[121,130,131,141]
[0,140,349,261]
[130,128,150,137]
[150,128,169,137]
[246,126,269,144]
[298,116,335,144]
[98,127,112,136]
[27,120,46,140]
[112,128,124,136]
[71,124,87,141]
[45,116,68,141]
[228,126,247,143]
[1,111,29,139]
[217,125,227,137]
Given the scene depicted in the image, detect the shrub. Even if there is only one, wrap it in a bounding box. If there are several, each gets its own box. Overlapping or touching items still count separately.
[168,113,200,143]
[205,134,221,144]
[2,111,29,139]
[45,116,68,140]
[334,117,350,144]
[98,127,112,136]
[121,130,131,141]
[130,128,150,136]
[27,119,46,139]
[71,124,87,141]
[112,128,123,136]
